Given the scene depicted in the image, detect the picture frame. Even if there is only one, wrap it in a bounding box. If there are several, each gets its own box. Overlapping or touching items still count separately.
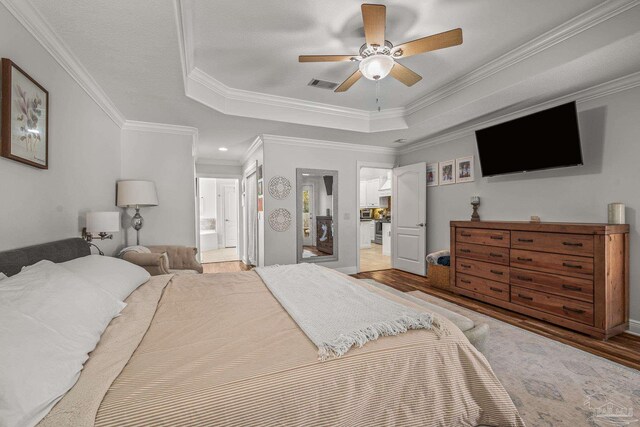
[426,163,438,186]
[1,58,49,169]
[439,160,455,185]
[456,156,475,183]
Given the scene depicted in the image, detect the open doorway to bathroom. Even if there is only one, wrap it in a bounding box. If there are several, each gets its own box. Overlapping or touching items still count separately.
[197,177,240,264]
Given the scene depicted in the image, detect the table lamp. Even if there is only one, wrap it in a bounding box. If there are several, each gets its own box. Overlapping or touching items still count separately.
[116,180,158,245]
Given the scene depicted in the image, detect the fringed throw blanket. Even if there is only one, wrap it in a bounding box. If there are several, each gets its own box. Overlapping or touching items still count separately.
[256,263,446,360]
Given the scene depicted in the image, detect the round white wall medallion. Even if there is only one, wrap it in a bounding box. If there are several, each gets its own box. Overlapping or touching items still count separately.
[268,176,291,200]
[269,208,292,232]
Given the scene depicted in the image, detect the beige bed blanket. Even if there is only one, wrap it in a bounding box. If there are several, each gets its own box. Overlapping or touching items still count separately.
[40,271,523,427]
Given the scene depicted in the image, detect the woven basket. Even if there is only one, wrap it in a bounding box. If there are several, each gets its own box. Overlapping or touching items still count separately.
[428,264,450,290]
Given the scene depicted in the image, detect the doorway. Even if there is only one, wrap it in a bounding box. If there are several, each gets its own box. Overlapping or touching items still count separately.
[357,164,393,272]
[197,177,240,264]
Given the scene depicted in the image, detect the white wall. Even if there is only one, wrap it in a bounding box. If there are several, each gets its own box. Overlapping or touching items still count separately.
[0,5,122,255]
[399,86,640,324]
[120,129,196,247]
[199,178,217,219]
[263,138,396,272]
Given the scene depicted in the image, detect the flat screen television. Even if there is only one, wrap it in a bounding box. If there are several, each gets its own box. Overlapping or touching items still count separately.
[475,102,583,177]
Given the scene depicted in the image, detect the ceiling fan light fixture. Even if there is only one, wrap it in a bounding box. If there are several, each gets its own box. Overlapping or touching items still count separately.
[358,54,395,81]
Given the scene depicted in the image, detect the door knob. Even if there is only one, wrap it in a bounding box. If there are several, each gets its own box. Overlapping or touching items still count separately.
[416,223,425,227]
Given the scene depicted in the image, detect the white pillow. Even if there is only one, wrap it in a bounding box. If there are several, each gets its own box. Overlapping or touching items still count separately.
[0,272,7,280]
[59,255,150,301]
[0,261,126,427]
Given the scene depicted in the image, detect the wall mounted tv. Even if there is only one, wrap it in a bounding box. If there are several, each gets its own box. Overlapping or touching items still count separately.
[475,102,583,177]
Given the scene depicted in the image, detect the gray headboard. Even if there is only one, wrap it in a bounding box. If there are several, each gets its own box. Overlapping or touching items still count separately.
[0,238,91,277]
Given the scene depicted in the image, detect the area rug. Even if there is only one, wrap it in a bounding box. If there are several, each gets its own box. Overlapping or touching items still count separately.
[404,290,640,427]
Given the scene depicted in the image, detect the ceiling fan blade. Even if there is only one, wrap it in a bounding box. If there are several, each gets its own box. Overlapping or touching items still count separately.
[362,4,386,47]
[390,63,422,86]
[393,28,462,58]
[335,69,362,92]
[299,55,355,62]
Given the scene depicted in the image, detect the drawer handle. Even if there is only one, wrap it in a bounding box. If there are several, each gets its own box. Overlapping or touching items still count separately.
[517,257,533,262]
[562,306,586,314]
[490,269,504,275]
[518,294,533,301]
[517,275,533,282]
[460,249,471,253]
[460,264,472,268]
[489,253,503,258]
[562,284,583,291]
[489,287,503,293]
[562,262,583,269]
[562,242,583,247]
[460,232,472,237]
[460,279,471,284]
[490,235,504,240]
[518,238,534,243]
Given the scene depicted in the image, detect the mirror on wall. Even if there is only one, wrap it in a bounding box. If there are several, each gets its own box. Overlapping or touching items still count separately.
[296,168,338,263]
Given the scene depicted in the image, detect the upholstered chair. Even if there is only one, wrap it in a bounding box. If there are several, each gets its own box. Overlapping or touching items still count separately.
[122,246,203,275]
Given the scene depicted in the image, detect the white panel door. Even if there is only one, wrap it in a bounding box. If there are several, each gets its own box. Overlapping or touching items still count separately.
[224,185,238,248]
[392,162,427,275]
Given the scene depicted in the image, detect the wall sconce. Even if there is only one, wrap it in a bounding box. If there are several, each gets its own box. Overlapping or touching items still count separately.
[82,211,121,255]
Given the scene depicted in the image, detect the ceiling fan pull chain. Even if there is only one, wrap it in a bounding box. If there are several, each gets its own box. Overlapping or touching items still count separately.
[376,81,381,112]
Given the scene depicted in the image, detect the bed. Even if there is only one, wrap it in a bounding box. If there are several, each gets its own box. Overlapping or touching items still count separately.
[0,239,523,427]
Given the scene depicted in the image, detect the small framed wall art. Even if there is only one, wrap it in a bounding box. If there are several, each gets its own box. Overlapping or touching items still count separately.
[456,156,475,183]
[426,163,438,186]
[1,59,49,169]
[439,160,455,185]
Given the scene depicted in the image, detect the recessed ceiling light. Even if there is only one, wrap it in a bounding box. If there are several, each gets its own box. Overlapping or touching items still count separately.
[218,147,228,152]
[393,138,407,144]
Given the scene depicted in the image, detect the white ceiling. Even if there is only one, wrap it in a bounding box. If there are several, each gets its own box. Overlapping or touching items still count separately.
[21,0,640,161]
[191,0,602,110]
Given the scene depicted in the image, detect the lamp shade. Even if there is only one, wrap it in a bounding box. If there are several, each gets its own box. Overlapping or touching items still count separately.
[116,180,158,207]
[86,211,120,233]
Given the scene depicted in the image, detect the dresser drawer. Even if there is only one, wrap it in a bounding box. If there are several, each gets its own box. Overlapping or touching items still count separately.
[456,273,509,301]
[512,231,593,257]
[511,268,593,303]
[456,243,509,265]
[457,228,510,247]
[511,286,594,325]
[510,249,593,278]
[456,258,509,283]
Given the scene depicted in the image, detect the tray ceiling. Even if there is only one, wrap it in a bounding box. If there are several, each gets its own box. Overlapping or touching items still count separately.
[17,0,640,159]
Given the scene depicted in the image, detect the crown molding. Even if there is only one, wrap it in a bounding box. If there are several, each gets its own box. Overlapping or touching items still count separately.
[122,120,198,136]
[1,0,126,127]
[122,120,199,157]
[196,159,242,167]
[242,135,264,164]
[400,70,640,155]
[261,134,398,155]
[404,0,640,115]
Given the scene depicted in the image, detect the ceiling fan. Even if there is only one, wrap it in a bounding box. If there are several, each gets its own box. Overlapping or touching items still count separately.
[299,4,463,92]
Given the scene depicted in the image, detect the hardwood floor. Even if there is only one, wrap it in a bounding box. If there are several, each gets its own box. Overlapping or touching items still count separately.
[353,268,640,371]
[202,261,253,273]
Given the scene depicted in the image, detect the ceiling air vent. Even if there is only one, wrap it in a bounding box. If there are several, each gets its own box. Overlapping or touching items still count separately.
[308,78,338,90]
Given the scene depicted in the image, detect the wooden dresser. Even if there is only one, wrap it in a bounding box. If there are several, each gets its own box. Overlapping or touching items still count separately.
[450,221,629,339]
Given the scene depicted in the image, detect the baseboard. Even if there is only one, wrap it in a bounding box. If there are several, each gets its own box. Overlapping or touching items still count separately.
[334,266,357,275]
[627,319,640,336]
